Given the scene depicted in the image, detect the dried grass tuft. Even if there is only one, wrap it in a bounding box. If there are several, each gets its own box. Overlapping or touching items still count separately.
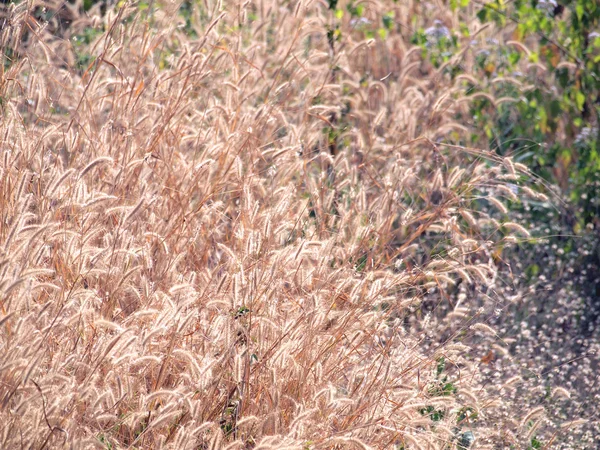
[0,0,566,448]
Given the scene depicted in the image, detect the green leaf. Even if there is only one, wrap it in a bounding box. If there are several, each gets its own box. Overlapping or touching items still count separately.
[436,357,446,376]
[538,107,547,133]
[526,264,540,278]
[459,23,470,37]
[530,436,542,449]
[477,8,488,22]
[383,12,394,30]
[335,8,344,19]
[354,254,368,272]
[234,306,251,318]
[508,50,521,66]
[346,1,361,16]
[575,90,585,111]
[549,99,561,118]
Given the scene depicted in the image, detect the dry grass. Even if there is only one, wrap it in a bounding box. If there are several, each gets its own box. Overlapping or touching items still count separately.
[0,0,577,448]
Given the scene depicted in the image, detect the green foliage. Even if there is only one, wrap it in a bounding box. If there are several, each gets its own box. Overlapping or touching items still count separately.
[97,434,115,449]
[472,0,600,226]
[72,25,105,72]
[412,0,600,226]
[74,0,113,13]
[233,306,250,318]
[354,253,368,272]
[419,405,446,422]
[410,23,459,69]
[428,380,457,396]
[418,358,460,424]
[529,435,543,449]
[428,358,457,397]
[179,0,200,37]
[436,356,446,376]
[346,1,365,18]
[382,12,394,30]
[456,406,478,424]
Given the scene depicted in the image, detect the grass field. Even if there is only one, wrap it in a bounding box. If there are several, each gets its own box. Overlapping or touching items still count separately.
[0,0,595,448]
